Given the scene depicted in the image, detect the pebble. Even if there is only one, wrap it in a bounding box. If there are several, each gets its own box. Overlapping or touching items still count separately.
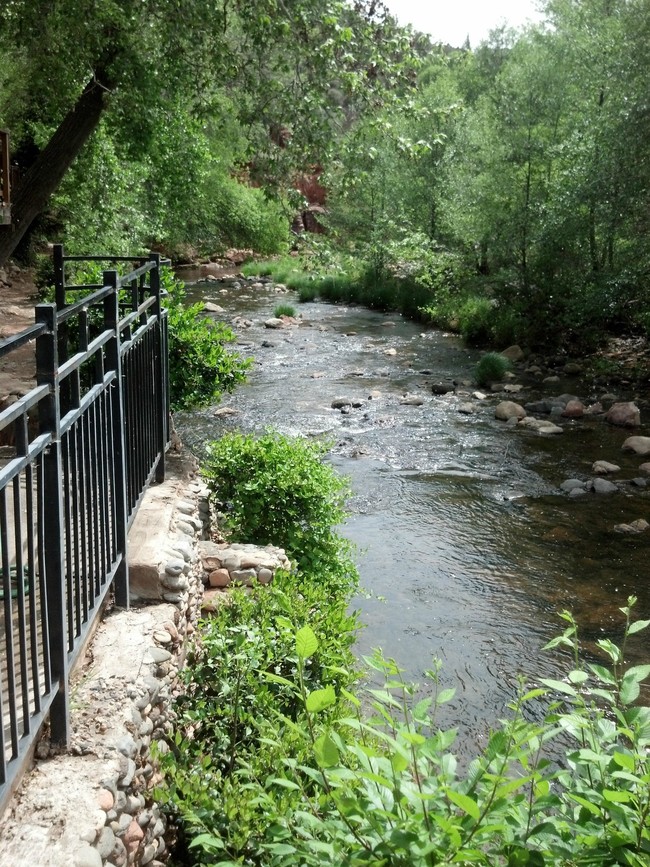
[73,845,103,867]
[96,826,116,860]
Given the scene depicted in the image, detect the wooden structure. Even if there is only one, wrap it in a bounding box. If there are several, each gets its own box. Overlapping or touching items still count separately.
[0,131,10,225]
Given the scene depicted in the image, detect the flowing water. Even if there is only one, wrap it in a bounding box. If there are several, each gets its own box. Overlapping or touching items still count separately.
[176,273,650,750]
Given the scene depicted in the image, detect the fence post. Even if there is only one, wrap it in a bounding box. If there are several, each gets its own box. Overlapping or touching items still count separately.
[149,253,166,484]
[35,303,69,746]
[103,271,130,609]
[52,244,65,309]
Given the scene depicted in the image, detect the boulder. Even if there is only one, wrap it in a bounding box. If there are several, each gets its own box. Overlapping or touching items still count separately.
[605,402,640,427]
[560,479,586,493]
[640,462,650,474]
[331,397,352,409]
[562,399,585,418]
[495,401,526,422]
[431,381,456,395]
[500,344,525,362]
[622,436,650,456]
[264,317,284,329]
[614,519,649,534]
[399,395,424,406]
[592,460,620,475]
[591,478,618,494]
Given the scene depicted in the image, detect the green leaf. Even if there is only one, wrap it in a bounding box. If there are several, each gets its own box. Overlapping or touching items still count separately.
[446,789,481,821]
[314,732,339,768]
[603,789,632,804]
[306,686,336,713]
[391,750,410,773]
[296,625,318,659]
[539,678,577,696]
[620,677,641,706]
[627,619,650,635]
[260,671,295,688]
[613,752,636,772]
[436,687,456,705]
[624,664,650,683]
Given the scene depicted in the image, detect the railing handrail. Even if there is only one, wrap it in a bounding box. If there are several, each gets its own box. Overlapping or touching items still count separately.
[0,323,48,357]
[0,245,170,816]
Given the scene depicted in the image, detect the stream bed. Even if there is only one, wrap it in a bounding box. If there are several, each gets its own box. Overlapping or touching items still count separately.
[176,274,650,750]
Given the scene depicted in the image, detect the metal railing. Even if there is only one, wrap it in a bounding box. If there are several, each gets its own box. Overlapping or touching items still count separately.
[0,246,170,812]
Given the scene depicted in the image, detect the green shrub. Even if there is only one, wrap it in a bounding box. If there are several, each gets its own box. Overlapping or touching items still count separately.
[476,351,511,387]
[202,431,355,583]
[160,597,650,866]
[457,295,495,345]
[164,271,251,410]
[297,283,318,302]
[273,302,296,317]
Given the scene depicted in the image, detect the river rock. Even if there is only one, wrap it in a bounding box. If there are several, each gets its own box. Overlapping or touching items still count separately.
[622,436,650,455]
[500,344,525,362]
[562,399,585,418]
[591,478,618,494]
[524,399,553,415]
[399,395,424,406]
[383,347,397,356]
[203,302,225,314]
[640,462,650,474]
[208,568,230,588]
[584,401,604,415]
[503,383,523,393]
[458,402,476,414]
[472,391,487,400]
[518,416,548,431]
[560,479,586,493]
[614,518,649,534]
[495,401,526,421]
[543,375,560,383]
[264,317,284,329]
[431,381,455,395]
[331,397,352,409]
[605,401,640,427]
[563,361,583,375]
[536,422,563,435]
[592,460,620,474]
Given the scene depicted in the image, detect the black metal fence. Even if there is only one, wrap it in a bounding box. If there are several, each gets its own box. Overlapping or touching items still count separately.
[0,246,169,812]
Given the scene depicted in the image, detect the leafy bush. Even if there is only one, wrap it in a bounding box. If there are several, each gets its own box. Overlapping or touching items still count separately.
[273,302,296,317]
[456,295,495,345]
[202,431,355,583]
[164,271,251,410]
[476,351,511,387]
[160,596,650,866]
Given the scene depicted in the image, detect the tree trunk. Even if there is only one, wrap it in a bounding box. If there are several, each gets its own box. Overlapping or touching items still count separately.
[0,71,114,267]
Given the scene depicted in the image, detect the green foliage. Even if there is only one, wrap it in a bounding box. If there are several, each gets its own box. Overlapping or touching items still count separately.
[163,270,251,410]
[202,431,355,583]
[273,303,296,318]
[476,351,511,387]
[456,295,496,345]
[161,590,650,865]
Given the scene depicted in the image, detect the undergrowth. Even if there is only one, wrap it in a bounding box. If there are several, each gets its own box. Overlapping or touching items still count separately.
[156,431,650,866]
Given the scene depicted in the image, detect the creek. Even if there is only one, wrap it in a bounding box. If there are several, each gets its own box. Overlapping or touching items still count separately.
[176,272,650,751]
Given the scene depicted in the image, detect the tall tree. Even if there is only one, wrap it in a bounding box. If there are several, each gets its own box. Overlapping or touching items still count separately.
[0,0,412,265]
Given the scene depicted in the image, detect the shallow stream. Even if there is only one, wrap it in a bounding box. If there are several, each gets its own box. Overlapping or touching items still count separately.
[176,273,650,750]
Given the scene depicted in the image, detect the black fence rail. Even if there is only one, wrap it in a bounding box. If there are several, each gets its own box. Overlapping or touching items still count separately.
[0,246,170,813]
